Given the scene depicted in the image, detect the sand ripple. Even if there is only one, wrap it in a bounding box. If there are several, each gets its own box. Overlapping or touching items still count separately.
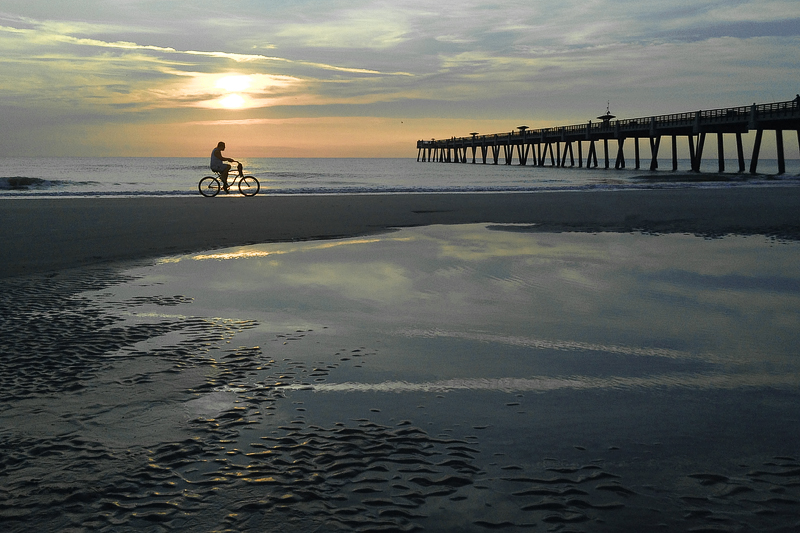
[0,267,482,531]
[3,265,800,531]
[0,268,250,402]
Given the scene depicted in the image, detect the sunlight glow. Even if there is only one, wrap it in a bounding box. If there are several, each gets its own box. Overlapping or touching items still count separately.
[215,75,252,92]
[193,250,286,261]
[219,93,245,109]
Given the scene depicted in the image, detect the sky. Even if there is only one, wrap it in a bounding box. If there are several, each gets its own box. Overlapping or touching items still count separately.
[1,0,798,157]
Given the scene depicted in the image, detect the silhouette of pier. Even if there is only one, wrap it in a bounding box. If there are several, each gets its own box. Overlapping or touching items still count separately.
[417,97,800,174]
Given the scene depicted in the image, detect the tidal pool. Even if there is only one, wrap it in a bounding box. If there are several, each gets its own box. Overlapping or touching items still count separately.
[2,224,799,531]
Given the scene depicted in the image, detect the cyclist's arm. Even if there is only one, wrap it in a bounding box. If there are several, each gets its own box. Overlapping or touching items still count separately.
[212,148,234,162]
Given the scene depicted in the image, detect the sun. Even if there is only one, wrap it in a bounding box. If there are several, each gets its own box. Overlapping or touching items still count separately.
[214,75,252,109]
[219,93,246,109]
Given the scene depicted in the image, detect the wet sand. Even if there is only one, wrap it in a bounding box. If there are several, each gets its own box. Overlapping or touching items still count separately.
[2,190,800,531]
[3,187,800,278]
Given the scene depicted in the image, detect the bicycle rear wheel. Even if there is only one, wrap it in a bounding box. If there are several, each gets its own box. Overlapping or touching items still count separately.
[238,175,260,197]
[198,176,220,197]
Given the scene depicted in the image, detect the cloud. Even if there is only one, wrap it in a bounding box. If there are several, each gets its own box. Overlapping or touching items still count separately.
[1,1,798,155]
[700,0,800,24]
[0,14,414,116]
[276,4,410,49]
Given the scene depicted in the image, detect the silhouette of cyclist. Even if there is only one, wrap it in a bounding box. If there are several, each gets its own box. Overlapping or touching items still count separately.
[210,141,242,192]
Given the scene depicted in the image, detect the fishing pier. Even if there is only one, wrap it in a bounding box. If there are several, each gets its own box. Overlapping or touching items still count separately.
[417,97,800,174]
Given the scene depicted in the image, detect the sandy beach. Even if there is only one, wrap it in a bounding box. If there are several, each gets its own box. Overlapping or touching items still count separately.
[3,187,800,531]
[3,187,800,278]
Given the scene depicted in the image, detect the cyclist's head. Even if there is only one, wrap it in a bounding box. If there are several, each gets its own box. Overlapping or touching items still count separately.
[217,141,225,149]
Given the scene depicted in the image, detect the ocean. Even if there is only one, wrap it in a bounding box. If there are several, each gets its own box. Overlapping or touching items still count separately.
[1,156,799,197]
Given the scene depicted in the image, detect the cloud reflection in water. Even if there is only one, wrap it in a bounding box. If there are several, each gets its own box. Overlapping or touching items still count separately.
[143,224,800,391]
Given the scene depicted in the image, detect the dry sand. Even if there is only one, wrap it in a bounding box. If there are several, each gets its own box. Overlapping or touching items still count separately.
[3,187,800,278]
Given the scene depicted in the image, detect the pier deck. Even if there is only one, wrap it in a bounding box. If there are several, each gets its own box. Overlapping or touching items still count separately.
[417,98,800,174]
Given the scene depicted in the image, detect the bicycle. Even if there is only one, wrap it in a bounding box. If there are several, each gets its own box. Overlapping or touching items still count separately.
[198,161,260,197]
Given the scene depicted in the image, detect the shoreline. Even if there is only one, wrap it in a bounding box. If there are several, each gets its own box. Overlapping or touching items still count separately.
[3,187,800,278]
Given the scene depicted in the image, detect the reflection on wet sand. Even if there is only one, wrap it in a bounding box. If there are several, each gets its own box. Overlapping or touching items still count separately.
[1,224,800,531]
[285,372,800,393]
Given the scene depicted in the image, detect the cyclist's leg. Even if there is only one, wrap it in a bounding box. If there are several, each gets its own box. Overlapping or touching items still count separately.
[221,164,231,191]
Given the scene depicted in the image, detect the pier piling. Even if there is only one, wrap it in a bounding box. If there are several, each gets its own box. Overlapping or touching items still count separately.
[417,98,800,174]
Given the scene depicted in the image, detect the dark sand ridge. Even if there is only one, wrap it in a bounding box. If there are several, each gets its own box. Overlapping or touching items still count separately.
[3,187,800,278]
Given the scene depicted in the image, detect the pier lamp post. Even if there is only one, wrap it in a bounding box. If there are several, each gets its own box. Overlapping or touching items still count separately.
[597,103,615,126]
[597,105,615,169]
[469,132,479,164]
[517,126,530,166]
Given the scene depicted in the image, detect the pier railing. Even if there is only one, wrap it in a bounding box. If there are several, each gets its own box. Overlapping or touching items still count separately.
[417,97,800,174]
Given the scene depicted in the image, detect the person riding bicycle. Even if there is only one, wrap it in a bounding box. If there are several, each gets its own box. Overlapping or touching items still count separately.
[210,141,243,192]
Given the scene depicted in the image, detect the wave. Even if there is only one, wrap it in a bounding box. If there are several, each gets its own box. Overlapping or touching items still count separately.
[1,177,799,198]
[0,177,52,190]
[0,176,98,191]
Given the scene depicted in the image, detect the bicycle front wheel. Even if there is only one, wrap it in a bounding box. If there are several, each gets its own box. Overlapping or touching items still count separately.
[198,176,220,197]
[238,176,260,197]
